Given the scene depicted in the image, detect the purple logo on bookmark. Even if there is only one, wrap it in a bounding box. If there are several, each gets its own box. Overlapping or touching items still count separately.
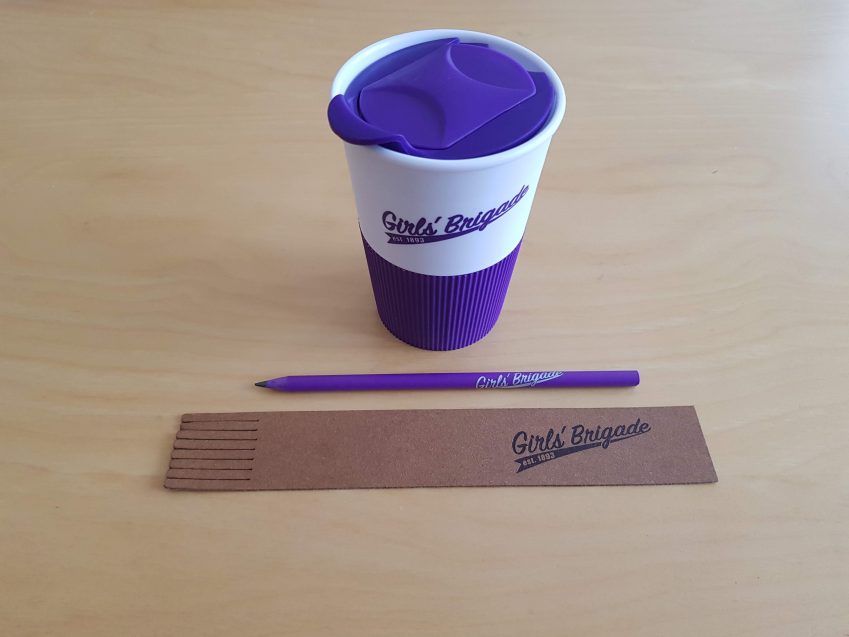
[382,184,529,245]
[512,419,652,473]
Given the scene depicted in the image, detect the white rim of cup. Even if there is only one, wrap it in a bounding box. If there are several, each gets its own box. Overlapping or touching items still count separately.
[330,29,567,172]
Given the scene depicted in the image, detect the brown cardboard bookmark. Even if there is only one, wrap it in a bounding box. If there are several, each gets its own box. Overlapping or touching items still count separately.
[164,406,716,491]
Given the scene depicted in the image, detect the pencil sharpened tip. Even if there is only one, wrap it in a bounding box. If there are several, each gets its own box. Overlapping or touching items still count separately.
[254,380,268,388]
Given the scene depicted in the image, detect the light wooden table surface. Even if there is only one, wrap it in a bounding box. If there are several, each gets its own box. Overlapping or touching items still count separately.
[2,2,848,635]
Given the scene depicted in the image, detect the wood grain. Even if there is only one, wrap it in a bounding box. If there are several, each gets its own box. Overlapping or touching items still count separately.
[1,1,847,635]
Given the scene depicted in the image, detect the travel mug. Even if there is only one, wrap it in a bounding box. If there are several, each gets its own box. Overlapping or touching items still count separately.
[329,29,566,350]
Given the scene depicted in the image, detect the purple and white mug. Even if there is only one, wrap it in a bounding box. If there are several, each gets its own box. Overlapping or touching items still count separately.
[329,29,566,350]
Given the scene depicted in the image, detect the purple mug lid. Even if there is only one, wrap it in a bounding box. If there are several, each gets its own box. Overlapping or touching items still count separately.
[328,38,555,159]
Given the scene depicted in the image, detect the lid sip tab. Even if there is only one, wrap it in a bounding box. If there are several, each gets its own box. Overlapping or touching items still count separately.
[328,37,556,159]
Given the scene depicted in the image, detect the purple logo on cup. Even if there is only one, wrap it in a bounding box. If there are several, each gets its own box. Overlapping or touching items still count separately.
[382,184,529,245]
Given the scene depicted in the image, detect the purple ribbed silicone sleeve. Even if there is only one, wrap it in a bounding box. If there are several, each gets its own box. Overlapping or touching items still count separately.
[362,235,522,350]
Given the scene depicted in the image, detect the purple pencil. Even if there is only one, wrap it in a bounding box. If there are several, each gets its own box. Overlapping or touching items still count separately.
[254,370,639,392]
